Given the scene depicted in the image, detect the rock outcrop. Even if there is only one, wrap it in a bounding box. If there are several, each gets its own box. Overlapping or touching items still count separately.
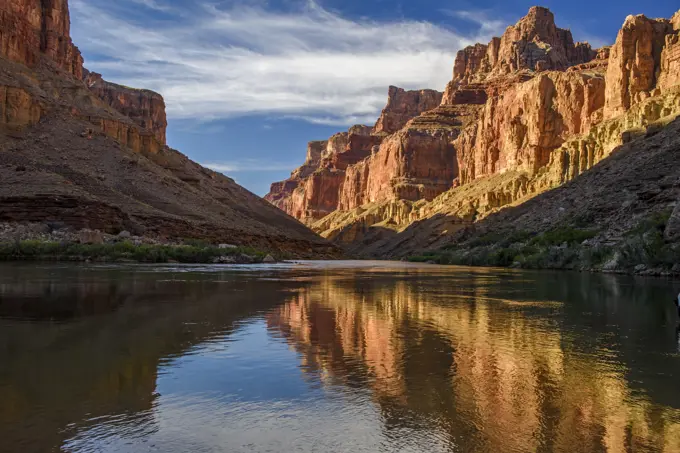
[0,85,42,132]
[603,14,675,119]
[373,86,443,134]
[0,0,339,257]
[447,6,595,88]
[0,0,83,78]
[83,70,168,145]
[455,71,606,184]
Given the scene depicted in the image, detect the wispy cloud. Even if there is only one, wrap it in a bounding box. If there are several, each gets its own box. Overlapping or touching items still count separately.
[70,0,504,126]
[128,0,171,12]
[203,160,300,173]
[442,9,508,40]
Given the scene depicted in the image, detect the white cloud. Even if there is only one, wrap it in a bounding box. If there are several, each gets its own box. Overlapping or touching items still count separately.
[204,160,300,173]
[70,0,504,126]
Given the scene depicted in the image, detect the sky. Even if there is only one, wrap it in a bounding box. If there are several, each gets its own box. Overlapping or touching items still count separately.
[69,0,679,196]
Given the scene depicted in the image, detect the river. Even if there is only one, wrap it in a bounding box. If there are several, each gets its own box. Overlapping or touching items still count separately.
[1,261,679,452]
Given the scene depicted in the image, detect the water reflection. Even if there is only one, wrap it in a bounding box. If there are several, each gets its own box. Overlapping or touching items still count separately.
[0,263,679,452]
[267,270,680,453]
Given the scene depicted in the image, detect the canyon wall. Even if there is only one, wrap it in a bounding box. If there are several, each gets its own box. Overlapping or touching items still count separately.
[0,0,338,256]
[265,87,444,223]
[0,3,166,153]
[267,6,680,252]
[373,86,443,134]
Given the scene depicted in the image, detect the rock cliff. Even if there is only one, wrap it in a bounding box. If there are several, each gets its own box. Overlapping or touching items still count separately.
[603,14,675,119]
[446,6,595,88]
[83,70,168,145]
[265,125,382,223]
[0,0,338,257]
[0,0,83,78]
[266,6,680,261]
[266,86,470,224]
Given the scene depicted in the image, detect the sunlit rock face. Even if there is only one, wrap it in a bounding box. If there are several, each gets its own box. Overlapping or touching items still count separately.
[264,7,680,253]
[373,86,443,135]
[0,0,83,77]
[266,86,446,224]
[265,125,382,223]
[603,14,676,119]
[455,71,606,184]
[445,6,596,89]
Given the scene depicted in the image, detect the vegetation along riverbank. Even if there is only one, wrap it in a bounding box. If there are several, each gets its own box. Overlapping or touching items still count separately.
[0,223,276,264]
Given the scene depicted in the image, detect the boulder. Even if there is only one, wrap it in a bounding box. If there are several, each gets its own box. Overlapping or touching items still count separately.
[263,254,276,263]
[213,255,237,264]
[78,229,104,245]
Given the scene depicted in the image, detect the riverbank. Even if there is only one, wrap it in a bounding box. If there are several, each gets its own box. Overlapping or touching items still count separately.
[0,223,276,264]
[408,224,680,277]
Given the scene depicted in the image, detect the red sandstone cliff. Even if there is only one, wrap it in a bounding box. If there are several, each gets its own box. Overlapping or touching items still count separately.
[0,0,83,78]
[267,7,600,227]
[267,6,680,256]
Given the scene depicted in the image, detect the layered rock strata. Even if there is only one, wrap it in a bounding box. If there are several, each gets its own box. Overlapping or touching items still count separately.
[83,70,167,145]
[373,86,443,134]
[267,6,680,255]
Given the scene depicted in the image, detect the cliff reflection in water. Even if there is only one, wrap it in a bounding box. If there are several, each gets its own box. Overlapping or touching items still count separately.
[2,264,680,453]
[267,270,680,453]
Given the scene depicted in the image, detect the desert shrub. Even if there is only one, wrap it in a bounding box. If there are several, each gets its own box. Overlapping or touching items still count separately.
[617,210,677,269]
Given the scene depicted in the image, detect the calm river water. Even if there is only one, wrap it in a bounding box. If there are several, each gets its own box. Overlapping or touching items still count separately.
[1,261,680,453]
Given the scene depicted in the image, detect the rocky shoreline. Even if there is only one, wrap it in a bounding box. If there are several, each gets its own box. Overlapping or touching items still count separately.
[0,223,277,264]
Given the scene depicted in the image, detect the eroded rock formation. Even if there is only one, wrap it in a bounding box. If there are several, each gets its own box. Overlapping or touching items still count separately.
[603,14,675,119]
[267,6,680,256]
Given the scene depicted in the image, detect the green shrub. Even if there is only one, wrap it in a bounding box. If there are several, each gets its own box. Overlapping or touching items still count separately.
[530,227,596,247]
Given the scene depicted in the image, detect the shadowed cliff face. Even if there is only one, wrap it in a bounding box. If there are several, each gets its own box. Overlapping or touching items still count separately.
[83,69,168,145]
[265,6,680,256]
[0,0,338,256]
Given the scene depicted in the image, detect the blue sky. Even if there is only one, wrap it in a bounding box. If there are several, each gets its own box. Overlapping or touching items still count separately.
[69,0,679,196]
